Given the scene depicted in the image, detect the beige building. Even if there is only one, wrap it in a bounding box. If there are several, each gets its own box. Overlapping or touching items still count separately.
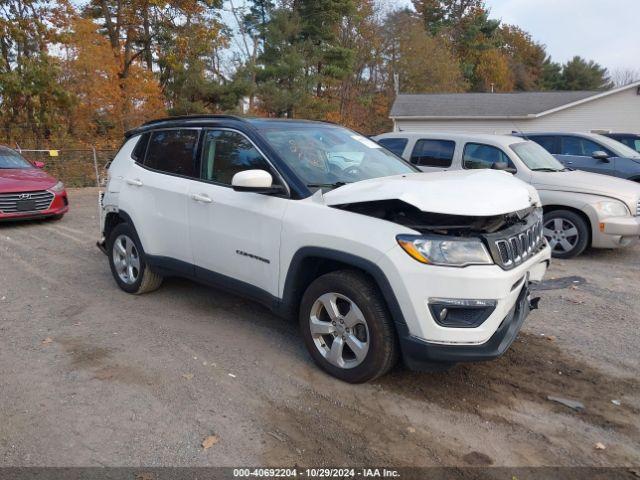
[390,81,640,134]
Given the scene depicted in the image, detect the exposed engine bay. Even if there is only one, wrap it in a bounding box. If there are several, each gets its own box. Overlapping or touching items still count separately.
[334,199,536,236]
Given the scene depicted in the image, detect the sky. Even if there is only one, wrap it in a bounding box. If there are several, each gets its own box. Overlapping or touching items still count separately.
[388,0,640,73]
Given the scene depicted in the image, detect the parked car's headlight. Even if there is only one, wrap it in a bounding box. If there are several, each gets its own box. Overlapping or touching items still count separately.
[397,235,493,267]
[594,200,629,218]
[50,181,64,193]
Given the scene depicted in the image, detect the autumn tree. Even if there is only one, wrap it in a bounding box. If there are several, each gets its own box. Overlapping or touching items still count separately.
[0,0,73,143]
[63,17,164,140]
[498,25,546,91]
[384,10,467,94]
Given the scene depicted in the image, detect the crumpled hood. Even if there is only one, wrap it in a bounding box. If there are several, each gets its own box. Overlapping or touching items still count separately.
[531,170,640,211]
[323,170,537,216]
[0,168,58,193]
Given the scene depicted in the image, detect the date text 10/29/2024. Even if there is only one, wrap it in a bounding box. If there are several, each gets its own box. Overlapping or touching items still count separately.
[233,468,401,478]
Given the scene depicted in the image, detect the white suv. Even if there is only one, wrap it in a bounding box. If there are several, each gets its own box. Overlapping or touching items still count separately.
[99,116,550,383]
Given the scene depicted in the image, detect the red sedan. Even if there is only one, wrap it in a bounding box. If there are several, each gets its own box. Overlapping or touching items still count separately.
[0,146,68,221]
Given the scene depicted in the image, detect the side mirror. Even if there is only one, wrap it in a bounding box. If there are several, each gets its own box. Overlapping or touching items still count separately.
[492,161,517,174]
[231,169,285,194]
[33,161,45,169]
[592,151,610,162]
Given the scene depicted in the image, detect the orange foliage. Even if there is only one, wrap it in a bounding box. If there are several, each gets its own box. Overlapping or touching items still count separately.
[474,49,515,92]
[64,17,165,141]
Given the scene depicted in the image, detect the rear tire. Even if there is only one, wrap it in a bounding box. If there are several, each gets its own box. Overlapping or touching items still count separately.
[107,222,162,294]
[543,210,589,259]
[299,270,398,383]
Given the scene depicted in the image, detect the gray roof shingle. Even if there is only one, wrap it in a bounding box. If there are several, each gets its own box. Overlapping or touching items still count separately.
[390,91,599,118]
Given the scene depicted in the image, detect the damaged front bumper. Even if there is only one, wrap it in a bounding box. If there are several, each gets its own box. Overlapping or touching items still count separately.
[398,283,539,370]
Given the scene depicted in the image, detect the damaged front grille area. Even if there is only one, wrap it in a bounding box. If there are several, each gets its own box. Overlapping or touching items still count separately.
[483,211,546,270]
[333,199,546,269]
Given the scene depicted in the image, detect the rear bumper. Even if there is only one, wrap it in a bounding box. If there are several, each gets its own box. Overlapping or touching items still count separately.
[0,191,68,221]
[398,284,536,370]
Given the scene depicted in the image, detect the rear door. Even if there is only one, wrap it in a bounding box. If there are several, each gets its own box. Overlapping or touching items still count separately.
[376,137,409,157]
[187,128,288,297]
[557,136,615,175]
[409,139,457,172]
[121,128,200,265]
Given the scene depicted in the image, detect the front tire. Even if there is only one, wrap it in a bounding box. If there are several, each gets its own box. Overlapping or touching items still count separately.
[543,210,589,259]
[299,270,398,383]
[107,223,163,294]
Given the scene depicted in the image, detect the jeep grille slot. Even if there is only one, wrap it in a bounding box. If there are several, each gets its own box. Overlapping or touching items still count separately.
[485,215,545,270]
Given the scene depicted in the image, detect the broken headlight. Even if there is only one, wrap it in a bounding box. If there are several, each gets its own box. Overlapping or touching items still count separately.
[397,235,493,267]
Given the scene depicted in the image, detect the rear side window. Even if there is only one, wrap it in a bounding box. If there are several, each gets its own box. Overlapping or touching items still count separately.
[144,129,200,177]
[377,138,408,157]
[131,133,150,162]
[618,137,640,152]
[463,143,515,170]
[529,136,558,154]
[410,139,455,167]
[559,136,609,156]
[201,130,272,185]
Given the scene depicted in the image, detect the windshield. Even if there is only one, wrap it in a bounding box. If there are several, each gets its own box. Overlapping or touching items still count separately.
[257,124,418,188]
[595,135,640,159]
[0,147,33,169]
[510,141,565,171]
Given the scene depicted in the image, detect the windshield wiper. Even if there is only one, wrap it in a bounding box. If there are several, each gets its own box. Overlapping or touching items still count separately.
[531,167,563,172]
[306,182,350,189]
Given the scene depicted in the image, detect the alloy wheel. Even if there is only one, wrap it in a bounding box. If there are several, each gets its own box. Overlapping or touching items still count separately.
[543,217,579,254]
[112,234,141,285]
[309,292,370,369]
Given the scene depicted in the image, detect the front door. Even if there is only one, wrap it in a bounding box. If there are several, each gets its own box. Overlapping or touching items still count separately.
[556,136,615,176]
[188,129,288,298]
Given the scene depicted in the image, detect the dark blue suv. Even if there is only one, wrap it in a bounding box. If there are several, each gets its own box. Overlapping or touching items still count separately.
[602,133,640,153]
[516,132,640,182]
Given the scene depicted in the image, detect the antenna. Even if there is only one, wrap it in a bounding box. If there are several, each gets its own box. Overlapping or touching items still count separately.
[510,119,529,140]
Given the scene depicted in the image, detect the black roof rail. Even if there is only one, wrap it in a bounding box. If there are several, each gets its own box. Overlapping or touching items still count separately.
[141,114,247,126]
[124,114,249,138]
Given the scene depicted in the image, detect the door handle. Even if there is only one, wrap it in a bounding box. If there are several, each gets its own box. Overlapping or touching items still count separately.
[564,161,573,164]
[191,193,213,204]
[126,178,143,186]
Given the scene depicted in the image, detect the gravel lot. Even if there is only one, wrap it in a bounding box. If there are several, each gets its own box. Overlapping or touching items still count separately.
[1,188,638,467]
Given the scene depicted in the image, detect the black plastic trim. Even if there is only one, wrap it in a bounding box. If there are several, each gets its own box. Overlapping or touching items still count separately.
[398,284,532,370]
[282,247,408,326]
[145,255,281,311]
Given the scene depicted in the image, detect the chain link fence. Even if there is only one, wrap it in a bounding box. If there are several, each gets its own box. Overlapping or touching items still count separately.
[16,147,117,188]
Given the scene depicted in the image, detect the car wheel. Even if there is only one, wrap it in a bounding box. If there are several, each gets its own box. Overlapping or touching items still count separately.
[107,223,162,294]
[299,270,398,383]
[543,210,589,259]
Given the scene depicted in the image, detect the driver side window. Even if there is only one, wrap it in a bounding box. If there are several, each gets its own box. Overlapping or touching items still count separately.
[201,130,272,185]
[560,136,610,157]
[463,143,515,170]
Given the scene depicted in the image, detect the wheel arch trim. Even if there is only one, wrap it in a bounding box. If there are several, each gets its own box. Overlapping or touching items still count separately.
[281,247,407,326]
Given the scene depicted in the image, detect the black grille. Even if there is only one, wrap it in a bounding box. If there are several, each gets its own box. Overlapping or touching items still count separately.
[0,191,54,213]
[483,211,546,270]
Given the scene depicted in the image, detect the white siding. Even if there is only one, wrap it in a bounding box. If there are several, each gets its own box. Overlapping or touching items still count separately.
[394,87,640,134]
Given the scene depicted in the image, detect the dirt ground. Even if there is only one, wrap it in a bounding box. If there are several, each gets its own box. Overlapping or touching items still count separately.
[0,188,638,467]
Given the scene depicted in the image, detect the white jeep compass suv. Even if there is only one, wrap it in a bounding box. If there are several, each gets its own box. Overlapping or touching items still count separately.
[99,116,551,383]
